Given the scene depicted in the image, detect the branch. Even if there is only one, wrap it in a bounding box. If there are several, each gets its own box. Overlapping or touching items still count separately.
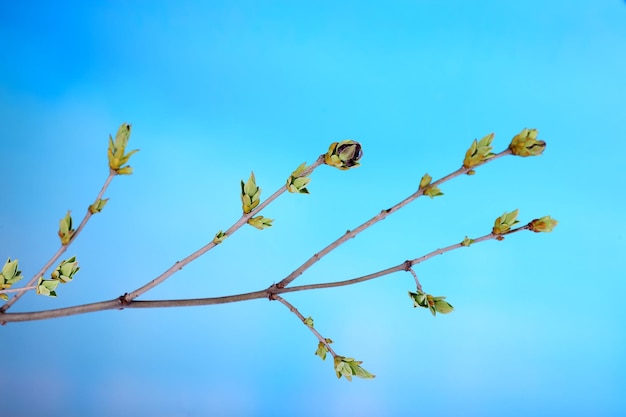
[281,226,529,293]
[1,171,116,312]
[274,149,512,289]
[0,285,36,294]
[122,155,326,302]
[407,267,423,292]
[271,294,338,358]
[0,222,532,323]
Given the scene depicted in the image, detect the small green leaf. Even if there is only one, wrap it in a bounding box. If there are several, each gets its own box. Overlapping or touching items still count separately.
[58,211,75,245]
[247,216,273,230]
[315,339,332,361]
[419,173,443,198]
[36,277,59,297]
[408,290,428,309]
[286,163,312,194]
[349,361,375,379]
[213,230,227,244]
[334,356,353,381]
[113,122,132,148]
[107,123,139,174]
[461,236,474,247]
[88,198,109,214]
[51,256,80,284]
[334,356,375,381]
[409,290,453,316]
[115,165,134,175]
[433,297,454,314]
[303,316,314,328]
[529,216,558,233]
[241,172,261,214]
[493,209,520,235]
[463,133,495,168]
[1,258,18,282]
[419,173,432,189]
[423,185,443,198]
[0,258,23,288]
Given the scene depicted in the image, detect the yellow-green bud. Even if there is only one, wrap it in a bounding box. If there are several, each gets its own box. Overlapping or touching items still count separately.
[492,209,520,235]
[529,216,558,233]
[325,140,363,170]
[509,128,546,157]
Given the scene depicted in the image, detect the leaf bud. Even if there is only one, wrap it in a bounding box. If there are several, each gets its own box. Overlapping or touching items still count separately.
[324,140,363,170]
[247,216,273,230]
[529,216,558,233]
[492,209,520,235]
[509,128,546,157]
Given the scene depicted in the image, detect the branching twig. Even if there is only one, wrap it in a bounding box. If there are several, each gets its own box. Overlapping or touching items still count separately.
[274,149,512,289]
[1,171,116,312]
[0,286,36,294]
[122,156,326,302]
[271,294,337,358]
[408,267,422,292]
[0,223,531,323]
[1,130,551,325]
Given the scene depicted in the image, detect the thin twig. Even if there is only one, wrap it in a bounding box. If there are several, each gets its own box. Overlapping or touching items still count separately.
[284,227,530,293]
[408,268,422,292]
[275,149,513,289]
[123,155,326,302]
[1,171,116,312]
[0,223,530,323]
[271,294,337,358]
[0,286,36,295]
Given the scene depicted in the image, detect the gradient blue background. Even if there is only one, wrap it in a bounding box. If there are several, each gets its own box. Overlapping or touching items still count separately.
[1,1,625,416]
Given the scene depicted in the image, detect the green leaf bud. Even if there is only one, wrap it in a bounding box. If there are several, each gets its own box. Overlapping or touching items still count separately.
[58,210,75,245]
[115,166,134,175]
[107,123,139,174]
[419,173,443,198]
[334,356,375,381]
[240,172,261,214]
[509,128,546,157]
[36,277,59,297]
[419,173,432,189]
[88,198,109,214]
[492,209,520,235]
[51,256,80,283]
[0,258,23,289]
[409,290,454,316]
[463,133,495,168]
[432,296,454,315]
[529,216,558,233]
[315,338,333,361]
[424,185,443,198]
[286,162,312,194]
[213,230,227,244]
[247,216,273,230]
[324,140,363,170]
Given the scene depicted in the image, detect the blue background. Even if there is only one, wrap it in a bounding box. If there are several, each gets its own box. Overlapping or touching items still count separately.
[1,1,625,416]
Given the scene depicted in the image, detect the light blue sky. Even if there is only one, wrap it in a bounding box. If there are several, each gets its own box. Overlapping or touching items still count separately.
[1,1,625,416]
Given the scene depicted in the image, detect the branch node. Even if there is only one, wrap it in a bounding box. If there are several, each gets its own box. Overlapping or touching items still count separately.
[266,284,279,300]
[118,293,131,308]
[403,260,413,271]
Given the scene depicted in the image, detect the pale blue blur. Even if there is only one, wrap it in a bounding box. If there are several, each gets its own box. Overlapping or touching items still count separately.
[1,1,625,416]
